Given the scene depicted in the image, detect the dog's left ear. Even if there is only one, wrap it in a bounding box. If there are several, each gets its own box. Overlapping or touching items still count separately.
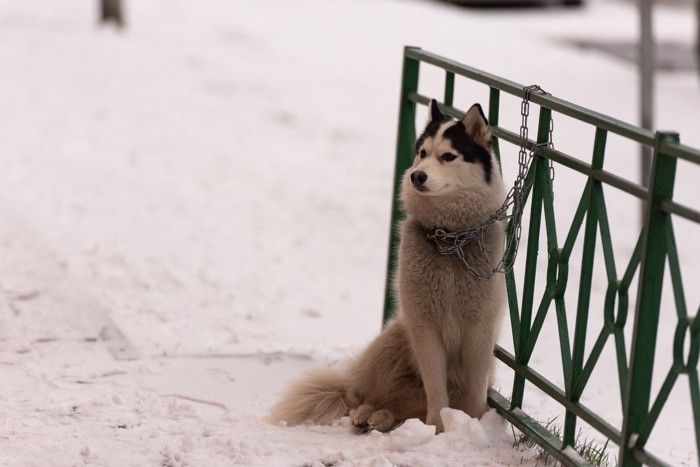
[461,103,491,148]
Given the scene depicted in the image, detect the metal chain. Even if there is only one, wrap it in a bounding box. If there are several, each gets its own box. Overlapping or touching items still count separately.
[548,115,555,185]
[426,85,554,280]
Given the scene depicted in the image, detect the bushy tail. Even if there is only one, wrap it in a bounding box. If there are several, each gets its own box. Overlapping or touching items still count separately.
[269,368,351,426]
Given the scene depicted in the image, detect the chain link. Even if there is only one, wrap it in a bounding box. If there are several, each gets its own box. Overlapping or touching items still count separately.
[426,85,555,279]
[548,113,555,188]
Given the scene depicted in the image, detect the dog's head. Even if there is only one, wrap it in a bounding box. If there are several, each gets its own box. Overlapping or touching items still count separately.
[401,100,505,230]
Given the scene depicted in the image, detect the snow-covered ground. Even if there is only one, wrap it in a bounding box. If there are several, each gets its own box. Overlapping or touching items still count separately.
[0,0,698,465]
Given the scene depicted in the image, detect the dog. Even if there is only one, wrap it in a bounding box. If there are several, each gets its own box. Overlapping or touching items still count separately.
[270,99,507,433]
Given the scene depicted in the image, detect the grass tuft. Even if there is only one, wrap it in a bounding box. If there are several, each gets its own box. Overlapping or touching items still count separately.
[510,417,615,467]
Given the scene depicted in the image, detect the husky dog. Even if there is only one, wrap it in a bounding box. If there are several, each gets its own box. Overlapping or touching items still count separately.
[270,100,506,433]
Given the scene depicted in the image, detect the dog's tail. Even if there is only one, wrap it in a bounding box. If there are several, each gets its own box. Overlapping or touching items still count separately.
[269,368,352,426]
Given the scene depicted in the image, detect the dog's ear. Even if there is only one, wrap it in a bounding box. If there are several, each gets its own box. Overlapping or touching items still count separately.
[428,99,444,124]
[461,103,491,148]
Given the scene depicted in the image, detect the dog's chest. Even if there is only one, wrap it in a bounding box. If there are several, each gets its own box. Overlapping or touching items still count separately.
[398,225,491,324]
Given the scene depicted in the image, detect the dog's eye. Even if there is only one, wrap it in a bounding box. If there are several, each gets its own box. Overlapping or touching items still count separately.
[441,153,458,162]
[419,149,427,159]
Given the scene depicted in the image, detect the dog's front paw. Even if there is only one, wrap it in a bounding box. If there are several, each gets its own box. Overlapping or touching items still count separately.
[367,409,397,432]
[350,404,374,433]
[426,411,445,434]
[351,405,398,433]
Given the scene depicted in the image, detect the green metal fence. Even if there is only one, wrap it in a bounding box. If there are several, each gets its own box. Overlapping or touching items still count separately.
[382,46,700,466]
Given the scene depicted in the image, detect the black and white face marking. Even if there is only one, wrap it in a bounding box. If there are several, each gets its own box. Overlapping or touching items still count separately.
[441,122,492,183]
[414,100,450,156]
[410,100,493,192]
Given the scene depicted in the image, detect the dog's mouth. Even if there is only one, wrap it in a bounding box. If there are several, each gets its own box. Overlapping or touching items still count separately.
[413,184,448,195]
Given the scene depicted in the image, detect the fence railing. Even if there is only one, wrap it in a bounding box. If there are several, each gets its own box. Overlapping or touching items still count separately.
[382,46,700,466]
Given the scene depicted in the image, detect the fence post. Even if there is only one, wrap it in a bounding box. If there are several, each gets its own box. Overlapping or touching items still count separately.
[620,131,679,466]
[99,0,125,27]
[382,47,420,325]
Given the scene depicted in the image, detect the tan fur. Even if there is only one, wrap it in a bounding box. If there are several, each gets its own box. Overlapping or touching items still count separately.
[270,101,506,433]
[268,368,352,426]
[461,104,492,148]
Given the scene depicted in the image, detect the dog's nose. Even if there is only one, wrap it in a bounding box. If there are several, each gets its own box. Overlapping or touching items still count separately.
[411,170,427,187]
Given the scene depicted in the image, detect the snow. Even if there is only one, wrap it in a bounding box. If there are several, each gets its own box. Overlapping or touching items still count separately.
[0,0,698,465]
[387,419,436,452]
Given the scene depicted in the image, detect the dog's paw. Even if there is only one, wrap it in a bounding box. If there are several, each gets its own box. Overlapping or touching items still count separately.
[351,405,398,433]
[350,404,374,433]
[367,409,397,432]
